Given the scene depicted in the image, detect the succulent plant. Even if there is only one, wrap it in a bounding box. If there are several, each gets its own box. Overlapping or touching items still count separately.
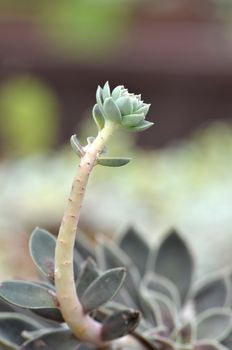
[0,227,231,350]
[93,82,153,132]
[0,83,231,350]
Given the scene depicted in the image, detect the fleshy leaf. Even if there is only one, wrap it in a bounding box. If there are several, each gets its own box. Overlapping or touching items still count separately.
[81,268,126,313]
[116,96,133,116]
[29,228,56,281]
[112,85,123,100]
[152,335,177,350]
[96,241,141,308]
[103,97,122,123]
[176,322,196,344]
[119,227,149,276]
[142,273,181,309]
[153,229,194,303]
[76,258,99,299]
[196,308,232,341]
[136,104,151,116]
[96,86,104,111]
[97,157,131,167]
[121,114,144,127]
[70,135,84,158]
[0,313,41,349]
[102,81,111,100]
[92,104,105,130]
[195,340,228,350]
[123,120,154,132]
[0,281,56,309]
[101,309,140,341]
[153,293,177,332]
[21,329,81,350]
[193,275,230,314]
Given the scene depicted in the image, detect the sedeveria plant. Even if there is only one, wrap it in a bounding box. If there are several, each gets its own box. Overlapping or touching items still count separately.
[0,83,231,350]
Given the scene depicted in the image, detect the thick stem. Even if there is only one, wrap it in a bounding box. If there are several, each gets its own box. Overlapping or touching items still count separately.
[54,121,117,345]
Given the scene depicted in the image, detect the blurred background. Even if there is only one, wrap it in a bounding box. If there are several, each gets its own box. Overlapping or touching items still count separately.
[0,0,232,281]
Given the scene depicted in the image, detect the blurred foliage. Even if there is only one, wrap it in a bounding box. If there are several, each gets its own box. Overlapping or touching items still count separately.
[0,0,134,57]
[0,75,59,157]
[39,0,134,56]
[0,122,232,278]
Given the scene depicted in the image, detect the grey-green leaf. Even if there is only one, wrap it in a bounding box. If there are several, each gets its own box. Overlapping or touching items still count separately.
[153,229,193,303]
[92,104,105,130]
[101,309,140,341]
[0,313,41,349]
[97,157,131,167]
[29,228,56,281]
[76,258,99,300]
[121,114,144,127]
[112,85,123,100]
[193,276,230,314]
[142,273,181,309]
[195,340,228,350]
[103,97,122,123]
[196,308,232,341]
[102,81,111,100]
[119,227,149,276]
[70,135,85,158]
[0,281,56,309]
[123,120,154,132]
[21,329,81,350]
[116,96,133,116]
[136,104,151,116]
[81,268,126,313]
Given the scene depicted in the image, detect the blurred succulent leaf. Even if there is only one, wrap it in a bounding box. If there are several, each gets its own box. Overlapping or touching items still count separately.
[153,293,177,333]
[142,273,181,309]
[21,329,81,350]
[152,335,177,350]
[119,227,149,276]
[92,104,105,131]
[0,313,41,349]
[97,157,131,167]
[101,309,140,341]
[175,322,196,344]
[81,268,126,313]
[139,288,162,327]
[76,258,99,299]
[192,275,230,314]
[222,331,232,350]
[74,234,96,262]
[96,241,141,307]
[196,308,232,342]
[29,228,56,282]
[195,340,228,350]
[153,229,194,303]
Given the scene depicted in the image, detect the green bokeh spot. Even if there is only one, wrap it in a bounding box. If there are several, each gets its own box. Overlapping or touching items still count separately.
[0,75,59,156]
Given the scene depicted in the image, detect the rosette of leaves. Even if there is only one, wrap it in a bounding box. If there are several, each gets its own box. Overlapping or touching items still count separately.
[93,81,153,132]
[0,227,231,350]
[0,228,140,350]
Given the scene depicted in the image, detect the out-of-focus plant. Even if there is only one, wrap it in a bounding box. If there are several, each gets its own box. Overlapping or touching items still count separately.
[0,75,59,157]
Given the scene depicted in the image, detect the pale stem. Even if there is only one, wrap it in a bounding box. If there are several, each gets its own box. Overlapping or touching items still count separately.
[54,121,118,345]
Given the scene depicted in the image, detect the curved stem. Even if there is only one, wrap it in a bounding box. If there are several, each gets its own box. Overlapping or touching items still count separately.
[54,121,118,345]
